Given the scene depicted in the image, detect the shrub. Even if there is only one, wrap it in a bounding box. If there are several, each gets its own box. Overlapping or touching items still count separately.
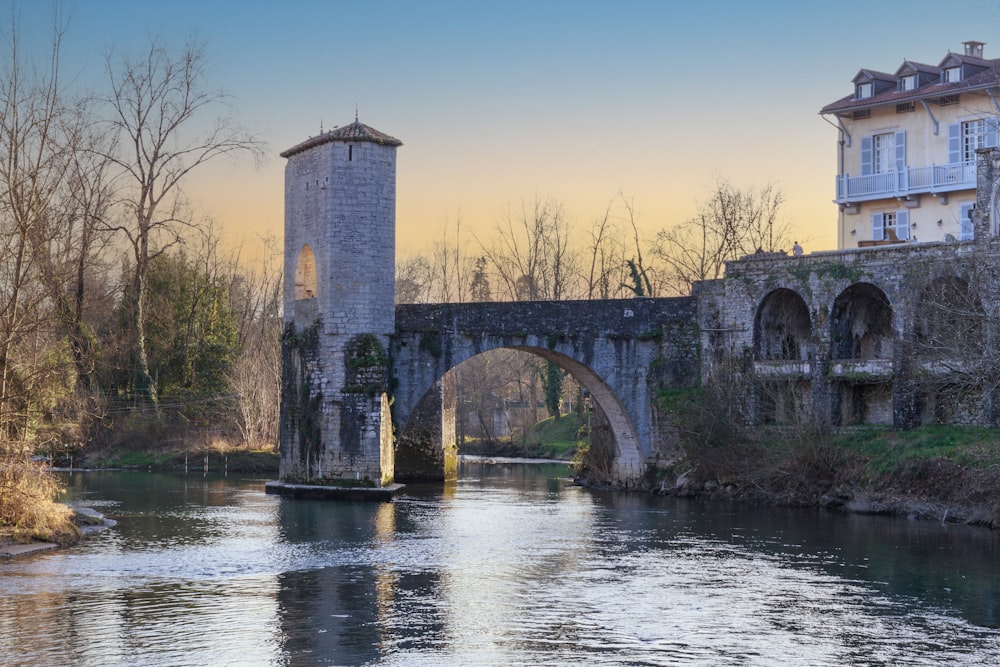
[0,449,78,544]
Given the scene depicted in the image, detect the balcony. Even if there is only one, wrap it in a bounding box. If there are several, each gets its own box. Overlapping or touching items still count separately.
[835,161,976,204]
[753,360,811,378]
[828,359,894,381]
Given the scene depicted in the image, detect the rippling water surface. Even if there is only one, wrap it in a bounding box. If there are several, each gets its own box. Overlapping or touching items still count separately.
[2,461,999,666]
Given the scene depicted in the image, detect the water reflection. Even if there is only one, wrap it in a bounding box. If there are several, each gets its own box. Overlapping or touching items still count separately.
[0,464,998,666]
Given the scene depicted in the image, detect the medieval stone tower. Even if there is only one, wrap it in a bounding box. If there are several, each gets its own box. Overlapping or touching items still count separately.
[279,120,402,486]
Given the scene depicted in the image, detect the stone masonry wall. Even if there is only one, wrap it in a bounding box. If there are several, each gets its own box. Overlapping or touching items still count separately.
[280,135,398,485]
[696,201,1000,428]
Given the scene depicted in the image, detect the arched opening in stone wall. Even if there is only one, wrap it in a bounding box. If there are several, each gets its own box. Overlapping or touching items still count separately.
[830,283,894,360]
[913,276,985,424]
[295,244,318,300]
[754,288,812,360]
[830,283,895,426]
[394,347,643,484]
[914,276,982,355]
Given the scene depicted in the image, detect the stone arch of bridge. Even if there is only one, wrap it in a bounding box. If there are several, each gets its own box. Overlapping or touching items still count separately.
[751,288,814,426]
[912,275,984,425]
[830,282,894,360]
[914,275,982,354]
[829,282,895,426]
[394,344,645,484]
[754,288,812,361]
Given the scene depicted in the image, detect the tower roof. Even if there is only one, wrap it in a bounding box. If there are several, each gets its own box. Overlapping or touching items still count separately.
[280,120,402,158]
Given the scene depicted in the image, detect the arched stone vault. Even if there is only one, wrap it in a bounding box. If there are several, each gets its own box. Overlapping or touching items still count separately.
[294,244,318,301]
[755,288,812,361]
[391,298,700,486]
[394,345,645,483]
[830,282,894,361]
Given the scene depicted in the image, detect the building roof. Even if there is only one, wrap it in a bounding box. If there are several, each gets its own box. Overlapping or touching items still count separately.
[852,68,896,85]
[894,61,939,77]
[820,45,1000,115]
[280,120,402,158]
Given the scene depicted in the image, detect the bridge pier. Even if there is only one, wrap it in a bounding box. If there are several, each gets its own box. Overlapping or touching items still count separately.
[394,370,458,482]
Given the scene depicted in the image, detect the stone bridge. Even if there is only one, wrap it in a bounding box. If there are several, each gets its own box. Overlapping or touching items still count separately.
[274,121,1000,492]
[390,298,699,483]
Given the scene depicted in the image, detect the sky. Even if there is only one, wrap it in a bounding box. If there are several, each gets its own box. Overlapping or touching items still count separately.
[11,0,1000,259]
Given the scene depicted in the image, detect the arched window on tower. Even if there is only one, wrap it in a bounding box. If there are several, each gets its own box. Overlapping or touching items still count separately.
[295,244,317,300]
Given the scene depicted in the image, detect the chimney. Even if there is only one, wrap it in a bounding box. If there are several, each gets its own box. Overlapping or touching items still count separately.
[964,40,985,58]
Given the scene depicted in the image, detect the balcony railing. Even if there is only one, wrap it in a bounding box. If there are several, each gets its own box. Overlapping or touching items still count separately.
[835,161,976,203]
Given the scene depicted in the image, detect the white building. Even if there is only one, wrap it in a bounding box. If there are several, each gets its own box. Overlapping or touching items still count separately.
[821,40,1000,248]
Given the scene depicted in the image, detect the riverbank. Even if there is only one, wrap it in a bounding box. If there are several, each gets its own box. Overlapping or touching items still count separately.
[0,506,116,559]
[457,415,580,461]
[82,446,280,474]
[43,423,1000,531]
[638,425,1000,529]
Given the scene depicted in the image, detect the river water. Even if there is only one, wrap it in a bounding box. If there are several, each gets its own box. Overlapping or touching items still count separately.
[2,460,999,666]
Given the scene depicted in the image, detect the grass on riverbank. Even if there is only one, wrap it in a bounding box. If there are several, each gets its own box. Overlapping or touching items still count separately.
[656,419,1000,526]
[528,415,581,459]
[458,414,582,460]
[840,425,1000,476]
[86,443,279,474]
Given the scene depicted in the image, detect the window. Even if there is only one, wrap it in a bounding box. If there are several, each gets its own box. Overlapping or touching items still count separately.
[948,118,998,164]
[896,102,915,113]
[861,131,905,176]
[871,210,909,241]
[963,120,989,161]
[944,67,961,83]
[960,203,975,240]
[938,94,960,106]
[899,75,917,91]
[857,83,873,99]
[295,245,318,300]
[872,212,892,241]
[852,109,871,120]
[872,132,895,173]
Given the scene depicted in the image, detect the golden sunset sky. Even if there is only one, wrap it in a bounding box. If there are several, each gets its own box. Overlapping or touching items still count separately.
[14,0,1000,258]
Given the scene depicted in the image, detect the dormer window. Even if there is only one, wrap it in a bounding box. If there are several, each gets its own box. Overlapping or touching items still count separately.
[944,66,962,83]
[899,74,917,91]
[856,82,873,99]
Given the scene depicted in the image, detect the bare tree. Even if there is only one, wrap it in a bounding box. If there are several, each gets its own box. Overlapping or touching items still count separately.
[98,37,263,402]
[618,193,656,297]
[227,236,282,449]
[480,196,579,301]
[60,122,117,393]
[583,200,623,300]
[396,252,432,304]
[0,9,79,440]
[654,178,789,295]
[905,256,1000,426]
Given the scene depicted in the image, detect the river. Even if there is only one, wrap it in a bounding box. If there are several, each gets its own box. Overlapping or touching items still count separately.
[1,460,999,666]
